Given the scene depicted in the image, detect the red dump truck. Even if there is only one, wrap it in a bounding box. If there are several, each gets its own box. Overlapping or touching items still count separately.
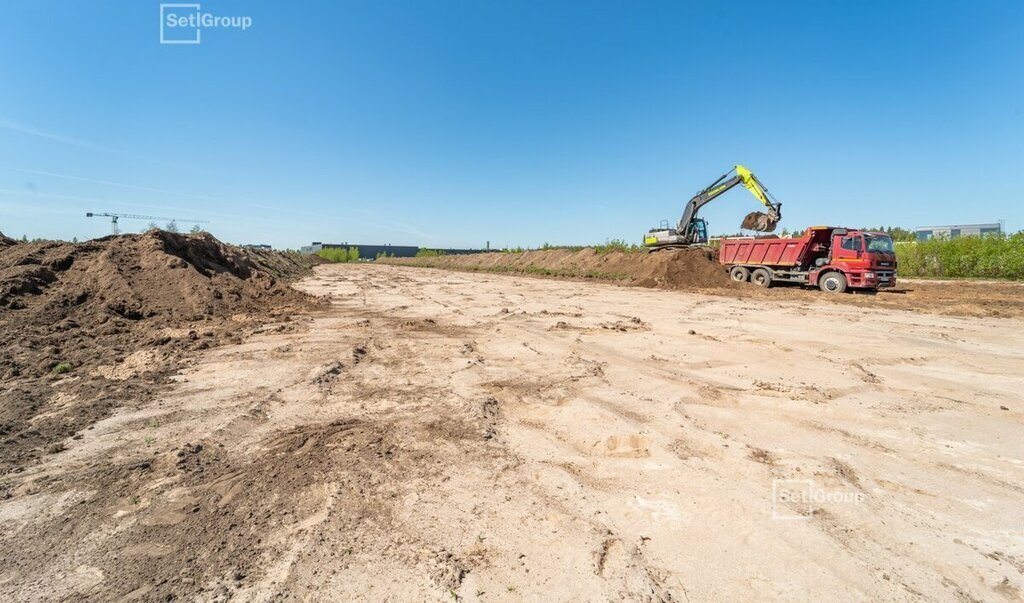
[718,226,897,293]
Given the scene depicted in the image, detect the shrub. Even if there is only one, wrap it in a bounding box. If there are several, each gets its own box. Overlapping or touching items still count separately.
[317,248,348,262]
[896,233,1024,279]
[415,248,445,257]
[317,247,361,263]
[592,239,642,254]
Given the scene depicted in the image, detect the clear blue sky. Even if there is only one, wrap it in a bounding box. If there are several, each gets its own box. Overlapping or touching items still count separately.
[1,0,1021,248]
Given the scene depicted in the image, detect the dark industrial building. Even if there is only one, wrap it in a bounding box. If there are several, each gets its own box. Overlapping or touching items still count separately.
[300,242,488,259]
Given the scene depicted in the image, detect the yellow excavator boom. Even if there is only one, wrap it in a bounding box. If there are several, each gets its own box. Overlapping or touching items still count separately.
[735,165,773,208]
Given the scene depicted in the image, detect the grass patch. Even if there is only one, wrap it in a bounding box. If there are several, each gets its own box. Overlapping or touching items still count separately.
[50,362,73,375]
[500,239,643,254]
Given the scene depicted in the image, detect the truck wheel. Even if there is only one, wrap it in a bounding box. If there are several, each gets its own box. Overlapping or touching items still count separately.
[818,271,847,294]
[751,268,772,288]
[729,266,750,282]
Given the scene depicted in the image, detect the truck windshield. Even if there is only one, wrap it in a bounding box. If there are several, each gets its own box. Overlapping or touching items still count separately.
[865,235,894,253]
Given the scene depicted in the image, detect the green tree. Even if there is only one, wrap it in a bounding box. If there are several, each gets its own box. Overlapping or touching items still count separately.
[165,221,179,233]
[190,224,203,234]
[347,247,360,262]
[862,226,915,242]
[887,227,915,242]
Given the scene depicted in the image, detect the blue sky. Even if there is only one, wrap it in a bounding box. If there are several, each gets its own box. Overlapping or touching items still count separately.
[1,0,1021,248]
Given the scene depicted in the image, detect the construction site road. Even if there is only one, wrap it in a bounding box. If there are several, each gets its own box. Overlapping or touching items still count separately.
[2,263,1022,601]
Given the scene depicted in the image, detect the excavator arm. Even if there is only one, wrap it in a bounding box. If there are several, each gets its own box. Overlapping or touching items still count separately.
[735,166,782,231]
[644,164,783,250]
[676,165,782,235]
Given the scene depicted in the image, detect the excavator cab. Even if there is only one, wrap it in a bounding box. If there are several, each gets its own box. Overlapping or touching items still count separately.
[691,218,708,244]
[644,217,709,248]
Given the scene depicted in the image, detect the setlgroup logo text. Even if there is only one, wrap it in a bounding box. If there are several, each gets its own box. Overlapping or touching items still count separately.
[160,4,252,45]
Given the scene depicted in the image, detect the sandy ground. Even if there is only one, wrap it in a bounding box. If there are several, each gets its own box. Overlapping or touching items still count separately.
[385,249,1024,319]
[2,263,1022,601]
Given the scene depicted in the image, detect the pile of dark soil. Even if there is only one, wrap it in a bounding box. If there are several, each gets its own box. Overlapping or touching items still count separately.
[0,230,322,471]
[383,247,737,290]
[236,245,327,281]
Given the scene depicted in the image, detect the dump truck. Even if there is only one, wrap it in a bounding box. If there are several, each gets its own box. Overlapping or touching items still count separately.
[719,226,896,292]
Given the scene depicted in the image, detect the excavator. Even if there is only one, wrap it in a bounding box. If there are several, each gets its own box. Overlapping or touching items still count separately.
[643,165,782,251]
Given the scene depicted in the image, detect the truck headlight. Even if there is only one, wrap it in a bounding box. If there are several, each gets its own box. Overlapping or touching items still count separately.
[863,272,875,278]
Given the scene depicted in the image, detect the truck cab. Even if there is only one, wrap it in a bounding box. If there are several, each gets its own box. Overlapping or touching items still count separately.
[818,230,897,290]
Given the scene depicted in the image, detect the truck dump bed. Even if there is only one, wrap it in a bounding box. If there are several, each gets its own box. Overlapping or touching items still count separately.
[718,235,813,267]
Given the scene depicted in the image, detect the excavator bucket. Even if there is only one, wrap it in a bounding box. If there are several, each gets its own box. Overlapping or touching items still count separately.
[741,211,779,232]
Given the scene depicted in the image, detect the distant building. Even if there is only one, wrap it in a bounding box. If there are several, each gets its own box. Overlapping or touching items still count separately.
[915,223,1002,241]
[300,242,324,255]
[299,242,487,259]
[243,243,272,250]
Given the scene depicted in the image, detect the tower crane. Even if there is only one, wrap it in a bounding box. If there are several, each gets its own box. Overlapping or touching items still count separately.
[85,212,209,235]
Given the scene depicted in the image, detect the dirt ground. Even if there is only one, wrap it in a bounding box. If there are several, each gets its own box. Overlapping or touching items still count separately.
[0,231,321,471]
[386,248,1024,318]
[2,263,1022,601]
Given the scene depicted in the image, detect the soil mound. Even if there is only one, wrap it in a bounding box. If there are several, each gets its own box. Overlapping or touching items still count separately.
[0,231,17,247]
[383,247,736,290]
[0,230,322,471]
